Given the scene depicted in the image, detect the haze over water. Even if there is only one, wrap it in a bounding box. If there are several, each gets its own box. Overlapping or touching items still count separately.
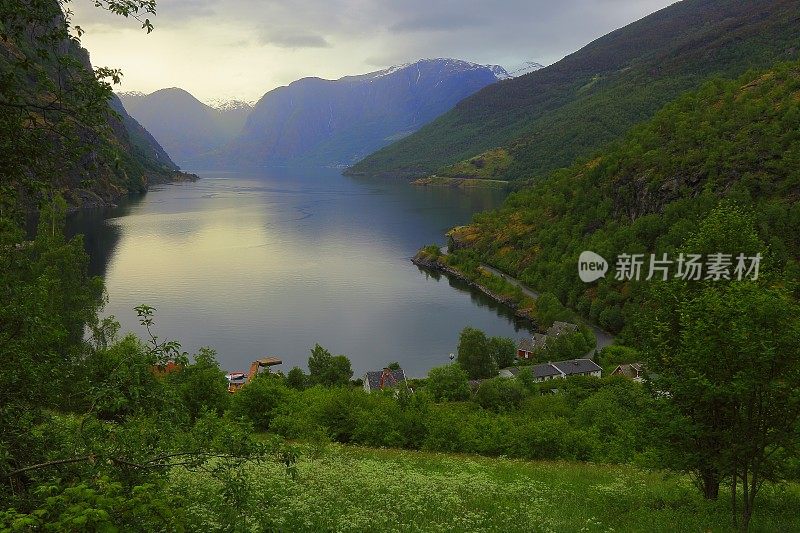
[70,168,531,377]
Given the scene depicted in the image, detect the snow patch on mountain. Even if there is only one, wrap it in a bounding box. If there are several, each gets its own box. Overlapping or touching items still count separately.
[204,98,255,111]
[502,61,546,78]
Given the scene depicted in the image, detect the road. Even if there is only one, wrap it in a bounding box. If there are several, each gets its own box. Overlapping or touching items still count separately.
[478,264,616,353]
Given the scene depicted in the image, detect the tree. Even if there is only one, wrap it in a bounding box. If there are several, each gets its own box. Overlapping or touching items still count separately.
[457,327,497,379]
[328,356,354,387]
[597,345,641,373]
[286,367,306,390]
[0,0,157,207]
[230,374,291,431]
[487,337,516,369]
[534,293,572,329]
[474,378,527,412]
[426,364,470,402]
[170,348,229,422]
[307,344,353,387]
[387,362,401,371]
[634,204,800,530]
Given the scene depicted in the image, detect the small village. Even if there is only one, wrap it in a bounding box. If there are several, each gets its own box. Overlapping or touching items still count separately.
[223,321,644,395]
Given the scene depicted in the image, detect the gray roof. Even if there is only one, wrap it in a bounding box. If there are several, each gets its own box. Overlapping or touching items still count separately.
[531,363,564,379]
[546,321,578,337]
[612,363,645,378]
[552,358,602,376]
[518,333,548,352]
[364,369,406,390]
[500,366,520,377]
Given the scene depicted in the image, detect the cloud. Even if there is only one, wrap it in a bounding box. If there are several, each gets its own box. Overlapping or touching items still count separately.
[258,29,331,49]
[389,14,484,33]
[73,0,678,101]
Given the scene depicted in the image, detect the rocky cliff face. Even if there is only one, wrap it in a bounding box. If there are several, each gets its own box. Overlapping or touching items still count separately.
[223,59,508,167]
[0,2,184,210]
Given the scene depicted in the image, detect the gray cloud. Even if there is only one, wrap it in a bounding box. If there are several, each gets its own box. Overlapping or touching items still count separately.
[389,14,484,33]
[258,29,330,48]
[73,0,678,101]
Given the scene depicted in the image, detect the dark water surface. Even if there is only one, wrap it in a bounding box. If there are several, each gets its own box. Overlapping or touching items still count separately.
[69,168,532,377]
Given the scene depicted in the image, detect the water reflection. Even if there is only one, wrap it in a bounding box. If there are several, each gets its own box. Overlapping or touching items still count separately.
[68,168,530,377]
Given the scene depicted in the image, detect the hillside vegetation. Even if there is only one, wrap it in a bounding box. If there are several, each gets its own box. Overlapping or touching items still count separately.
[348,0,800,180]
[445,61,800,333]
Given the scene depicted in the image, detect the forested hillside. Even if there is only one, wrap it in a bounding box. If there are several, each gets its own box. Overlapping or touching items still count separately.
[348,0,800,180]
[446,61,800,333]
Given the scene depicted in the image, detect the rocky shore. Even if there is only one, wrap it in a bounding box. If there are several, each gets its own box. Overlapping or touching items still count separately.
[62,170,199,213]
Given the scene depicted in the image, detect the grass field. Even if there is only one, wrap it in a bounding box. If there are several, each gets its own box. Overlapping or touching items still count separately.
[166,444,800,532]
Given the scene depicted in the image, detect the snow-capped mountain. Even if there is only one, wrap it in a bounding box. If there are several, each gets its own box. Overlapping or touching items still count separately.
[117,89,253,165]
[224,58,509,167]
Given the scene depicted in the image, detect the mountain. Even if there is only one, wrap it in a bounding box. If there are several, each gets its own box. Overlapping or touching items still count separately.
[205,99,255,140]
[497,61,545,79]
[0,2,183,209]
[118,89,252,165]
[348,0,800,179]
[444,61,800,333]
[223,58,511,167]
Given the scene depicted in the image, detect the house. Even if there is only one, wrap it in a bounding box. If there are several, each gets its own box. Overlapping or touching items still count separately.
[498,367,520,378]
[611,363,645,382]
[551,358,602,379]
[529,358,602,383]
[363,368,407,393]
[516,333,548,359]
[546,321,579,337]
[517,322,579,360]
[500,358,602,383]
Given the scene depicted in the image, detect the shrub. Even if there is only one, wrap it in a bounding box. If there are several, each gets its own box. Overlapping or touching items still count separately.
[426,364,470,402]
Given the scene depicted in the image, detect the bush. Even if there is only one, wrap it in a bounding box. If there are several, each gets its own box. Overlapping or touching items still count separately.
[230,374,293,430]
[474,378,527,412]
[426,364,470,402]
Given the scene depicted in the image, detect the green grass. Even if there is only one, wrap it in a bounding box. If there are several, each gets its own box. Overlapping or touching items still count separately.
[166,443,800,532]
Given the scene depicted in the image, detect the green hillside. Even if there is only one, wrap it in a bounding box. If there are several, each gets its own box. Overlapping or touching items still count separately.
[444,61,800,333]
[347,0,800,180]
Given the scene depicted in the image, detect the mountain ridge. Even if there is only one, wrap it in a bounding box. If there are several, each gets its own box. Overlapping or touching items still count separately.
[221,58,515,168]
[347,0,800,180]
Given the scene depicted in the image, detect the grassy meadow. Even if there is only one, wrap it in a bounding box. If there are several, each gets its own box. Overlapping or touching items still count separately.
[166,444,800,532]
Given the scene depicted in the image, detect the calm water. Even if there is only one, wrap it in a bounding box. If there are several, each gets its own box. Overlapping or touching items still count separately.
[69,168,532,377]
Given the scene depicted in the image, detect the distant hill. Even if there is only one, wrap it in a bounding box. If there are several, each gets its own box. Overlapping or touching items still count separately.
[118,89,253,165]
[348,0,800,179]
[223,59,512,167]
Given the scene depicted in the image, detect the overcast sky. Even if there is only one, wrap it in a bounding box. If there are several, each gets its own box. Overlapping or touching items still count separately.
[73,0,677,104]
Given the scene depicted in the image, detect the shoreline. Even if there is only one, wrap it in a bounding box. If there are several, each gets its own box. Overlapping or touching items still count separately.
[412,249,616,351]
[410,176,509,189]
[411,252,538,325]
[62,170,199,214]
